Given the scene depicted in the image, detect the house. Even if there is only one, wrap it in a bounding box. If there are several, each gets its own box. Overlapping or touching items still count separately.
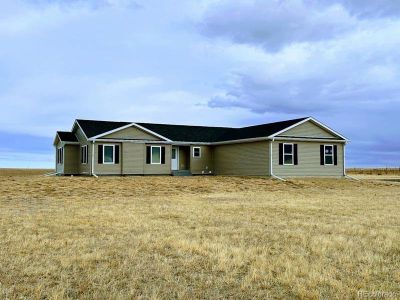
[53,117,348,178]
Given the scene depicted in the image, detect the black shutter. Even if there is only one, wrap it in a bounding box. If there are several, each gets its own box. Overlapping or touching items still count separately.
[320,145,324,165]
[333,145,338,165]
[98,145,103,164]
[161,147,165,164]
[278,143,283,165]
[115,145,120,164]
[80,147,83,164]
[146,146,151,164]
[294,144,298,165]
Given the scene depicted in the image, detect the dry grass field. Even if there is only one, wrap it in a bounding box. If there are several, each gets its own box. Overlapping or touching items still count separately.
[348,168,400,176]
[0,169,399,299]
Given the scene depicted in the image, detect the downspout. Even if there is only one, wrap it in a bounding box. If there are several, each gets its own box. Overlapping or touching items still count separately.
[270,138,286,181]
[91,141,98,178]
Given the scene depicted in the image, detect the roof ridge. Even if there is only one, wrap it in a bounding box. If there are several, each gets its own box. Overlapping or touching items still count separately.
[137,122,238,129]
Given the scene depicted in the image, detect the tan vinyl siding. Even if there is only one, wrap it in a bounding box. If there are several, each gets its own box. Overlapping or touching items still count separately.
[75,127,91,175]
[63,145,79,175]
[93,143,122,175]
[278,120,337,138]
[272,141,344,177]
[122,143,144,174]
[190,146,213,175]
[214,141,269,176]
[143,144,171,175]
[102,126,160,140]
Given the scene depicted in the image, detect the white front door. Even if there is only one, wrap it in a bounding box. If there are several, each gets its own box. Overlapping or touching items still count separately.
[171,146,179,170]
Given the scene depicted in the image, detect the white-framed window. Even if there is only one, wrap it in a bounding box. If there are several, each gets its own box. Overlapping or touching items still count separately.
[57,147,64,164]
[324,145,334,165]
[193,147,201,158]
[283,143,294,165]
[151,146,161,164]
[103,145,115,164]
[81,145,88,164]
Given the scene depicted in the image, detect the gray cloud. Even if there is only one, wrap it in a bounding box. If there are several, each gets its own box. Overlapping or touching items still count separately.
[200,0,400,51]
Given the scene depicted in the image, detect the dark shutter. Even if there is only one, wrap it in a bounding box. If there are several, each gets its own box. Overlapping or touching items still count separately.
[80,147,83,164]
[146,146,151,164]
[278,143,283,165]
[161,147,165,164]
[294,144,298,165]
[320,145,324,165]
[115,145,120,164]
[98,145,103,164]
[333,145,338,165]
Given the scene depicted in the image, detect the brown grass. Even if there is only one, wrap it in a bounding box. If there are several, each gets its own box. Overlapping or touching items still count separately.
[347,168,400,175]
[0,169,399,299]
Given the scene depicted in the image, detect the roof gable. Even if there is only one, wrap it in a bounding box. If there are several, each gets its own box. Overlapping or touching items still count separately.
[102,125,161,141]
[72,117,345,143]
[277,119,337,139]
[76,119,130,138]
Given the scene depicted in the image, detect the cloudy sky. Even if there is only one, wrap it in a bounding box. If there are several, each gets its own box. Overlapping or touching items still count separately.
[0,0,399,168]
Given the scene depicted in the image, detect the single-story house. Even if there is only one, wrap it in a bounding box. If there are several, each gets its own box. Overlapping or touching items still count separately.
[54,117,348,178]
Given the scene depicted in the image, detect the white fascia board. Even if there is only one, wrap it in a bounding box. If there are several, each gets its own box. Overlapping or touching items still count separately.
[72,120,89,140]
[92,138,172,144]
[268,117,311,138]
[172,141,211,146]
[89,123,172,142]
[273,137,346,143]
[307,117,349,141]
[268,117,348,141]
[131,123,172,142]
[53,133,61,146]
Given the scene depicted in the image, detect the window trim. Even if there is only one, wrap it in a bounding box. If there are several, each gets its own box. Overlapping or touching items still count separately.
[283,143,294,166]
[103,144,116,165]
[150,146,162,165]
[324,144,334,166]
[81,145,88,164]
[57,146,64,164]
[193,146,201,158]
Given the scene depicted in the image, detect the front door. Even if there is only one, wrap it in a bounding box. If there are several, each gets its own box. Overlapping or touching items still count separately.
[171,146,179,170]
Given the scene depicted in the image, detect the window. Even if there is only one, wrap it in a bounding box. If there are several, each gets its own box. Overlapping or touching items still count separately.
[57,147,64,164]
[324,145,334,165]
[81,145,88,164]
[151,146,161,164]
[193,147,201,158]
[283,143,293,165]
[103,145,115,164]
[98,144,119,164]
[172,148,176,159]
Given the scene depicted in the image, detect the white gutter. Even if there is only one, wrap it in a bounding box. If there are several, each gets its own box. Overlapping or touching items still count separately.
[273,137,346,143]
[90,138,173,144]
[269,138,286,181]
[91,141,98,178]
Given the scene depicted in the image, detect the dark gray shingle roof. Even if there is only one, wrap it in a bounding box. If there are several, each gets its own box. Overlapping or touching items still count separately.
[57,131,78,142]
[75,117,308,142]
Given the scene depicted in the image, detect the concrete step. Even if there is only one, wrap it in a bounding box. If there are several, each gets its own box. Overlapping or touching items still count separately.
[172,170,192,176]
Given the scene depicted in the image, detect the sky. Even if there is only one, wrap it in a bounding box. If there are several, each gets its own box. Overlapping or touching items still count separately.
[0,0,399,168]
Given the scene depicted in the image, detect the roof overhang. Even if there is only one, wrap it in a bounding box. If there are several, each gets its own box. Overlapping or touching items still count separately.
[87,122,172,142]
[72,120,89,140]
[268,117,349,141]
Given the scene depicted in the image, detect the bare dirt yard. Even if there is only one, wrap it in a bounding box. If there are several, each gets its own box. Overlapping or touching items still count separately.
[0,169,399,299]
